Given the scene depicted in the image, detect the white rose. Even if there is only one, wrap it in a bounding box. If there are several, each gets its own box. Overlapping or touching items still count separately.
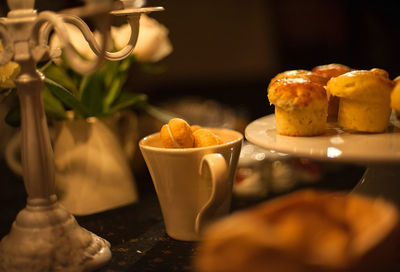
[121,0,146,8]
[50,24,102,61]
[111,14,173,62]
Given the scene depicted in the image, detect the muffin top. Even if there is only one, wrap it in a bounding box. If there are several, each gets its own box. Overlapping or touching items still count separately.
[327,68,394,102]
[268,77,328,111]
[270,69,329,87]
[312,63,351,79]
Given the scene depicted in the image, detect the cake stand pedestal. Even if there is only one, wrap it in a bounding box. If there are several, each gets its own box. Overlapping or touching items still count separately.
[245,114,400,205]
[353,164,400,205]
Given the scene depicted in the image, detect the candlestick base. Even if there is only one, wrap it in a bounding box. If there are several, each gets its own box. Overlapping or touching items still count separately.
[0,195,111,272]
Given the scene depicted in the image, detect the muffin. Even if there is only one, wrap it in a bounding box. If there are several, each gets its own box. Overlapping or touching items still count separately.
[270,69,329,86]
[312,63,351,79]
[194,190,400,272]
[326,68,394,133]
[312,64,352,121]
[391,76,400,119]
[268,74,329,136]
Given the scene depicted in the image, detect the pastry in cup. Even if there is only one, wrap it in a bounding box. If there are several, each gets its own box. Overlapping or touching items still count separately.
[326,68,394,133]
[268,77,329,136]
[160,118,223,148]
[194,190,400,272]
[160,118,194,148]
[312,64,352,121]
[193,128,222,147]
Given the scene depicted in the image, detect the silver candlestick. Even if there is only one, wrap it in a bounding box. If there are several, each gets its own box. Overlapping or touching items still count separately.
[0,0,163,271]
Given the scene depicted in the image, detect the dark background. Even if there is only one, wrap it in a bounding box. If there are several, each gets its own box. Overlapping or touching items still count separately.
[1,2,398,270]
[2,0,400,121]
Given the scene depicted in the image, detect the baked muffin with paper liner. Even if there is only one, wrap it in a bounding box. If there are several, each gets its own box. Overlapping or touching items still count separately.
[268,74,329,136]
[312,64,352,121]
[327,68,394,133]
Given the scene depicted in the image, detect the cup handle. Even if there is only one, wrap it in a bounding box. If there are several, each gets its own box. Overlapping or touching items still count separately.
[195,153,228,235]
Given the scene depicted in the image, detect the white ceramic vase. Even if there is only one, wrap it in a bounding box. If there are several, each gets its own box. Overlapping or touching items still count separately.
[5,111,139,215]
[53,111,139,215]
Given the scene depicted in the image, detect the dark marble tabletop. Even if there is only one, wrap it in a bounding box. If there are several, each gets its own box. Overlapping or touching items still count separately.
[2,158,397,272]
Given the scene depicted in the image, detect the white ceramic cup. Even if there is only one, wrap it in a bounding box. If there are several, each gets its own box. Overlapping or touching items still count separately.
[139,128,243,241]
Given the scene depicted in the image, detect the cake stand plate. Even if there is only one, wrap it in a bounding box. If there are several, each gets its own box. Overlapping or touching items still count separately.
[245,114,400,204]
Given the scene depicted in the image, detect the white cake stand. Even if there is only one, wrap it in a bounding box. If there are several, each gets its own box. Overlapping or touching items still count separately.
[245,114,400,205]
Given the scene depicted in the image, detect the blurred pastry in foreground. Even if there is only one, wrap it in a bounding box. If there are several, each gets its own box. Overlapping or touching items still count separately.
[312,64,352,121]
[268,73,329,136]
[327,68,394,133]
[194,190,400,272]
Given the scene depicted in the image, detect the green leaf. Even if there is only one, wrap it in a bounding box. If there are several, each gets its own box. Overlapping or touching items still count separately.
[45,78,90,118]
[108,92,148,115]
[38,60,53,73]
[103,76,122,113]
[0,88,13,99]
[79,72,104,116]
[42,63,80,96]
[102,57,132,107]
[103,61,120,88]
[5,106,20,127]
[42,85,67,120]
[119,56,133,73]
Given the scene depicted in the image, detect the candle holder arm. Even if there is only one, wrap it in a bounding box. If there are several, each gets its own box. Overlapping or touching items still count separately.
[32,11,109,75]
[61,13,140,61]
